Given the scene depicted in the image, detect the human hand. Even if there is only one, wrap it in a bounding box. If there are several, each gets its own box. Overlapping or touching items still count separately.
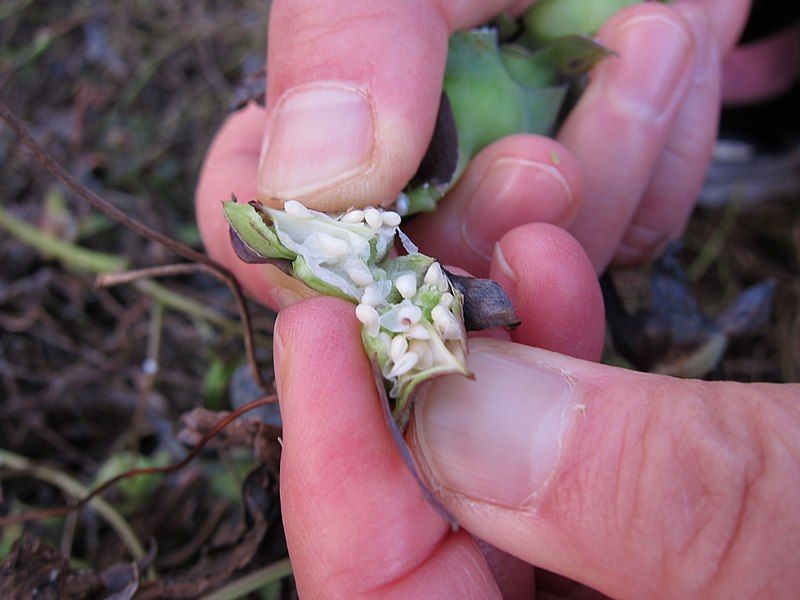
[274,225,800,599]
[196,0,752,307]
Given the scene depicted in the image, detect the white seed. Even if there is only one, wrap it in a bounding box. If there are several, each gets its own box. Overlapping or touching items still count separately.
[393,272,417,300]
[424,262,448,291]
[141,358,158,376]
[346,260,374,287]
[390,335,408,363]
[406,323,430,340]
[439,292,453,308]
[395,193,410,216]
[397,302,422,327]
[432,305,461,339]
[364,207,383,229]
[408,340,434,370]
[284,200,313,218]
[355,304,380,336]
[388,351,419,378]
[361,284,381,306]
[340,209,365,223]
[381,211,402,227]
[317,233,350,259]
[378,332,393,355]
[431,304,448,327]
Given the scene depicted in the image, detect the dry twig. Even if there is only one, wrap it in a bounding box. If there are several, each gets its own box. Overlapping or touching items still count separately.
[0,102,269,391]
[0,394,277,528]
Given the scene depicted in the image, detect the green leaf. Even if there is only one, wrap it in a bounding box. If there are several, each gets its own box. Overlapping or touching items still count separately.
[522,0,641,45]
[525,35,616,77]
[222,200,296,261]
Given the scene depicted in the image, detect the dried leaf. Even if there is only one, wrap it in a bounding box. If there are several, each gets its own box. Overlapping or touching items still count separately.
[370,356,458,530]
[229,68,266,111]
[408,92,459,189]
[138,464,281,599]
[445,271,521,331]
[178,406,281,468]
[0,533,103,598]
[603,244,775,376]
[527,35,615,77]
[716,280,775,336]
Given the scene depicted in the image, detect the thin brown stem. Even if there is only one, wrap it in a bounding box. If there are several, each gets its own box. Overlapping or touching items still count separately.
[0,394,278,527]
[97,263,269,391]
[0,102,268,392]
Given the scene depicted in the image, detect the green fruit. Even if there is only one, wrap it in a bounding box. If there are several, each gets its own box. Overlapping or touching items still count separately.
[524,0,641,45]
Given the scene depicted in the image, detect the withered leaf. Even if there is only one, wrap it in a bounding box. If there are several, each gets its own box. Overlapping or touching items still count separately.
[716,280,775,336]
[0,533,103,599]
[370,356,458,530]
[138,464,282,599]
[409,92,459,189]
[527,35,615,77]
[445,271,521,331]
[229,68,266,111]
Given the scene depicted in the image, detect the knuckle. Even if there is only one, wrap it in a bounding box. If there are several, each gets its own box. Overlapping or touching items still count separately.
[554,377,772,593]
[648,380,767,590]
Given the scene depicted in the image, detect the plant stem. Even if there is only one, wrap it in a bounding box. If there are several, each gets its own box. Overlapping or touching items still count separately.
[200,558,293,600]
[0,448,146,560]
[0,203,127,273]
[0,204,269,345]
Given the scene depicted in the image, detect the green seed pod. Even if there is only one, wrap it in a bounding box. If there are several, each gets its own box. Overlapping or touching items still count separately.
[404,29,568,214]
[523,0,642,45]
[403,28,613,215]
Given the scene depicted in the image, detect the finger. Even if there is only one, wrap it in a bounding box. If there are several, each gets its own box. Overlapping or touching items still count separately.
[613,2,721,266]
[258,0,535,212]
[489,224,604,362]
[275,297,503,598]
[195,105,318,310]
[721,21,800,104]
[688,0,750,55]
[410,340,800,598]
[559,3,696,272]
[406,135,583,278]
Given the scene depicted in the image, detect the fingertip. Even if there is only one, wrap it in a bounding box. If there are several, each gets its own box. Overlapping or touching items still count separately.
[273,296,361,400]
[490,224,604,361]
[259,0,449,210]
[408,135,582,278]
[274,296,462,595]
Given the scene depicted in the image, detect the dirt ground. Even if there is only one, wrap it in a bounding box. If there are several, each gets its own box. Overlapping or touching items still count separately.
[1,1,798,598]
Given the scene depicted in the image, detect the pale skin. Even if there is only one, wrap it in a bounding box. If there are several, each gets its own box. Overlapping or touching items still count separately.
[195,1,800,597]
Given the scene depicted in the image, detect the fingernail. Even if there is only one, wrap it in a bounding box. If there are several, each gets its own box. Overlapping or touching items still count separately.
[414,339,578,508]
[615,225,670,266]
[463,158,574,259]
[258,83,375,198]
[490,242,517,304]
[603,15,693,120]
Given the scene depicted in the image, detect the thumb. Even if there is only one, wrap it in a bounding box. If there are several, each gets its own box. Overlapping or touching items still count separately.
[409,339,800,599]
[257,0,448,211]
[257,0,533,212]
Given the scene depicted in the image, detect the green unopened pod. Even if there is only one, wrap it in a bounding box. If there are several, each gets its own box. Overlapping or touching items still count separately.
[404,29,567,214]
[523,0,641,45]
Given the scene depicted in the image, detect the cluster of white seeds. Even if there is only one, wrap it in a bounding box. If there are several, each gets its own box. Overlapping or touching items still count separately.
[279,201,398,295]
[280,199,463,385]
[355,261,462,380]
[337,206,402,228]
